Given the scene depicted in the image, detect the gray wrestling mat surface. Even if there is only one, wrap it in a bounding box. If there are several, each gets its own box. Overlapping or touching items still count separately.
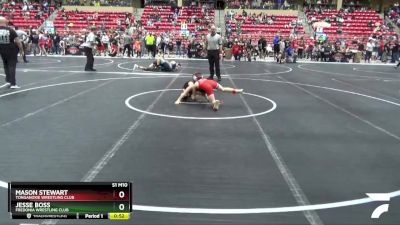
[0,56,399,225]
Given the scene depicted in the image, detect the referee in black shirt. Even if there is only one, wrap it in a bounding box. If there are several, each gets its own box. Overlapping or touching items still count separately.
[205,25,223,82]
[0,17,23,89]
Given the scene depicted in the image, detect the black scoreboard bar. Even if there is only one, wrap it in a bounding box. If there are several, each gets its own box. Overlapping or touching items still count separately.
[8,182,132,220]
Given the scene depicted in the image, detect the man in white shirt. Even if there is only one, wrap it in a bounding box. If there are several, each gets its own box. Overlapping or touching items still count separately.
[156,35,161,52]
[101,33,109,56]
[205,25,222,82]
[163,35,170,56]
[365,38,375,63]
[15,27,29,63]
[81,27,96,71]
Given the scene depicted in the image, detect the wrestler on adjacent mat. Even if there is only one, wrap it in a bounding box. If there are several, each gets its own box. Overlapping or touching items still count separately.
[133,58,181,72]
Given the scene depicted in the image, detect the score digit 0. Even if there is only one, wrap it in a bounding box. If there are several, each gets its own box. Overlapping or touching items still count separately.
[119,191,125,199]
[119,203,125,211]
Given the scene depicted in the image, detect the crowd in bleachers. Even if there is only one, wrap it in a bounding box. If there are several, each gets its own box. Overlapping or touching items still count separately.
[142,5,214,33]
[2,0,399,64]
[0,0,54,29]
[305,8,395,39]
[145,0,176,6]
[63,0,132,6]
[54,9,134,34]
[64,0,80,6]
[226,0,296,10]
[387,3,400,26]
[90,0,132,7]
[225,9,303,40]
[304,0,370,11]
[301,1,400,64]
[14,3,215,58]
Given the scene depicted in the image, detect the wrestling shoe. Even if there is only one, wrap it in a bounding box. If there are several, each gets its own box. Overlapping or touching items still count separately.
[212,100,221,111]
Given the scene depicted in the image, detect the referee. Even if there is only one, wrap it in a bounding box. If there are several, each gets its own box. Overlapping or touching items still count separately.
[81,27,96,71]
[205,25,222,82]
[0,17,23,89]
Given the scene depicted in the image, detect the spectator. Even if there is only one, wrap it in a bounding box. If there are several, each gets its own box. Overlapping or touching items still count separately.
[232,39,242,60]
[391,41,399,63]
[145,32,156,58]
[298,37,305,59]
[39,32,47,56]
[52,32,61,55]
[258,36,267,59]
[167,40,173,57]
[101,33,110,56]
[134,37,141,58]
[278,37,285,63]
[30,30,40,56]
[286,44,295,63]
[273,34,280,58]
[109,40,118,57]
[378,39,384,60]
[365,38,374,63]
[176,38,182,57]
[122,32,133,57]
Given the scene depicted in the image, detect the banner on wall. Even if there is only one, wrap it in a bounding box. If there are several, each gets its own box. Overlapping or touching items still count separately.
[180,22,189,37]
[316,27,324,33]
[43,21,55,34]
[66,45,83,55]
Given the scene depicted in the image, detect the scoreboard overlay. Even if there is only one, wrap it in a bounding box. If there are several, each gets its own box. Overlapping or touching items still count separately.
[8,182,132,220]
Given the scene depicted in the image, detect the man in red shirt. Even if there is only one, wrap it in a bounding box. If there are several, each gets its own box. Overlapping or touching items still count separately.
[231,40,242,61]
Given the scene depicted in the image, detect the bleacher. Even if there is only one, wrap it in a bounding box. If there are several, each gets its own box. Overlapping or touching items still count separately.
[226,14,304,43]
[0,3,53,29]
[53,10,132,34]
[306,9,395,41]
[141,5,214,35]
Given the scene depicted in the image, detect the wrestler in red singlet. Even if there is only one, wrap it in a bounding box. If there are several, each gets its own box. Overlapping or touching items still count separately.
[197,78,219,96]
[175,73,243,110]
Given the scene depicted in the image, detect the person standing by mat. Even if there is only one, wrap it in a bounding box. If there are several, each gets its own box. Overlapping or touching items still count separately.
[15,27,28,63]
[0,17,23,89]
[205,25,222,82]
[145,32,155,58]
[81,27,96,71]
[122,32,133,57]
